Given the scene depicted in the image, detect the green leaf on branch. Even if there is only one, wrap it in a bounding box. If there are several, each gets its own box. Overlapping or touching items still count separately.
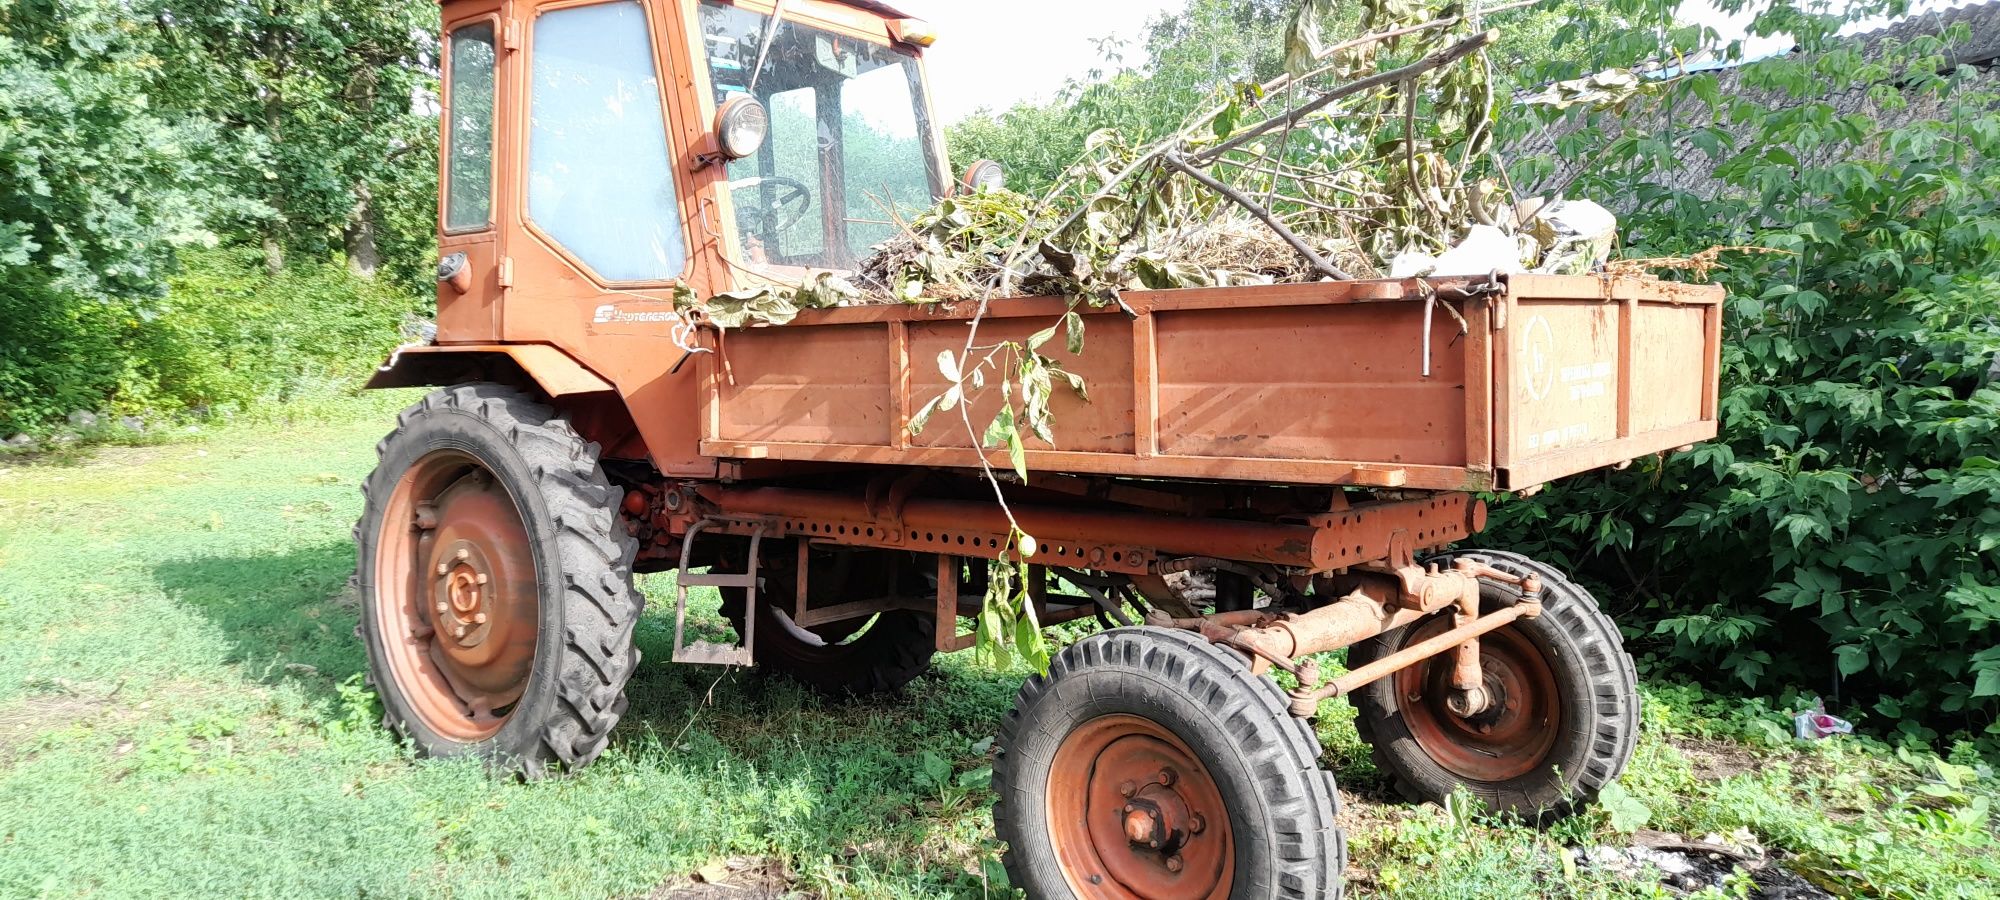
[1007,423,1029,482]
[982,406,1015,450]
[1975,667,2000,699]
[1835,645,1870,678]
[1064,310,1086,355]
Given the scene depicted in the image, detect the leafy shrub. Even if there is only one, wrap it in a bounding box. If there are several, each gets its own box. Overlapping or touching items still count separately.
[0,247,422,433]
[1491,15,2000,747]
[0,0,236,433]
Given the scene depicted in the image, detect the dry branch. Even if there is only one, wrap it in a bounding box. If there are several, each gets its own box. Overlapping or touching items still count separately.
[1163,153,1353,281]
[1194,30,1496,165]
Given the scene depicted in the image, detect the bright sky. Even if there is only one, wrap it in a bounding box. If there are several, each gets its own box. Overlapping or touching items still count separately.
[1677,0,1973,61]
[903,0,1982,125]
[898,0,1185,124]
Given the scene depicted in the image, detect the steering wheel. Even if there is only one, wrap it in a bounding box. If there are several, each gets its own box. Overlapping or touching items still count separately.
[728,175,815,237]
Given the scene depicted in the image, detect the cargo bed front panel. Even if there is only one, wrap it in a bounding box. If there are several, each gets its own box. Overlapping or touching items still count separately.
[716,323,893,446]
[698,275,1723,493]
[1498,279,1723,488]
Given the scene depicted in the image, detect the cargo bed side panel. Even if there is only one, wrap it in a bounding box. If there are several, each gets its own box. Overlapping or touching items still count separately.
[698,276,1722,493]
[1154,305,1468,467]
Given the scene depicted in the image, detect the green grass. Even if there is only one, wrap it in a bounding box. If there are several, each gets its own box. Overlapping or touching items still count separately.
[0,399,1995,899]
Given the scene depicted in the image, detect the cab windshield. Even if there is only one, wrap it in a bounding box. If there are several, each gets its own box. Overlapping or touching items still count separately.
[699,1,941,270]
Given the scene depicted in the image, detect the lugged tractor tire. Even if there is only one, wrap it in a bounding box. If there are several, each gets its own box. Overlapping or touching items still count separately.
[717,550,935,696]
[354,383,643,778]
[1347,549,1639,822]
[994,626,1346,899]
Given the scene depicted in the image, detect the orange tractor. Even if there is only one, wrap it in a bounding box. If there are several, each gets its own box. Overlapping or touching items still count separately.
[357,0,1722,896]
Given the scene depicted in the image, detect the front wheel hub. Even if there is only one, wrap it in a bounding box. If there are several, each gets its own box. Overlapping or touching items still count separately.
[375,451,541,740]
[1122,779,1193,852]
[1047,715,1233,898]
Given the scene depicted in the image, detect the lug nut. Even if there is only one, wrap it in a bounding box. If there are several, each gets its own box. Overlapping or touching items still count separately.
[1118,781,1136,798]
[474,573,488,585]
[455,547,470,560]
[1158,768,1177,786]
[1165,855,1183,873]
[455,624,469,639]
[435,601,449,614]
[1190,814,1206,834]
[1123,803,1134,814]
[436,562,450,575]
[473,613,488,624]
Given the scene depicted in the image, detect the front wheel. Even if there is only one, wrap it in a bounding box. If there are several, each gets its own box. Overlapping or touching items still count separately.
[994,627,1346,899]
[1347,550,1639,821]
[354,384,643,777]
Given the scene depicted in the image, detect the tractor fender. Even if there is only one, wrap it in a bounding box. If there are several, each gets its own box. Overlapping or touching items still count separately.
[365,343,614,398]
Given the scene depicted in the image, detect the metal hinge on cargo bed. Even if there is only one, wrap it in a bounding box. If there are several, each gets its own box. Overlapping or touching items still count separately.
[669,518,769,666]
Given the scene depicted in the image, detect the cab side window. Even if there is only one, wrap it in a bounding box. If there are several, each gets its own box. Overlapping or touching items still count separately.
[444,22,497,232]
[526,0,688,283]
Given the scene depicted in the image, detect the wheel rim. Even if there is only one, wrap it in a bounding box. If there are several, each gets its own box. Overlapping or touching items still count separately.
[374,450,540,742]
[1392,618,1561,782]
[1047,715,1233,899]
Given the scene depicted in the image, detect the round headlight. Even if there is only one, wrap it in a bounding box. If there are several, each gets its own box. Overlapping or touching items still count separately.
[961,159,1005,193]
[715,95,769,160]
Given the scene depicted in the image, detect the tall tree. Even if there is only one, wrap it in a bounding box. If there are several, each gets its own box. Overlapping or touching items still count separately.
[145,0,438,277]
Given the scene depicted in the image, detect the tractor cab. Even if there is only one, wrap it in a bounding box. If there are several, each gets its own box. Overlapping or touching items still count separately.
[432,0,952,336]
[696,2,946,272]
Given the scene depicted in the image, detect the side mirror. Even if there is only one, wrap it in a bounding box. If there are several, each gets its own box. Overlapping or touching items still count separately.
[437,252,471,294]
[960,159,1005,194]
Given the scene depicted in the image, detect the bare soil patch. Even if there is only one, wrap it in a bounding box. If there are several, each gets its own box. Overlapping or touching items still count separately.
[645,856,800,899]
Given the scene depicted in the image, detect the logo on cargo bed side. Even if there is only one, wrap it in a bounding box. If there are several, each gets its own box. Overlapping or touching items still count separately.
[1521,314,1556,402]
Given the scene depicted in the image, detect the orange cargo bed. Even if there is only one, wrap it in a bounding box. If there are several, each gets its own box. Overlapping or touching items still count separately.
[698,273,1724,492]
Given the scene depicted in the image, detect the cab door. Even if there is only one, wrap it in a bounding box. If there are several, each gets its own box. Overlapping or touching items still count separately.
[436,2,510,342]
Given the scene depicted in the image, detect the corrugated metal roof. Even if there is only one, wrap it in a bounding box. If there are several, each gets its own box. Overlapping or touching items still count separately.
[1853,0,2000,67]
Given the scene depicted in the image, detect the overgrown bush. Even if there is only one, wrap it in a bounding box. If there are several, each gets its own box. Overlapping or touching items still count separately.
[0,247,422,433]
[1490,15,2000,747]
[0,0,233,433]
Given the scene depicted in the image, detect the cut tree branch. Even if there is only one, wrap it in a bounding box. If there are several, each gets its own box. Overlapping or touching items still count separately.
[1193,30,1496,166]
[1163,153,1354,281]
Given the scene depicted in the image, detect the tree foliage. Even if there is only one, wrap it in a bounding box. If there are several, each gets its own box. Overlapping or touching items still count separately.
[1,0,236,429]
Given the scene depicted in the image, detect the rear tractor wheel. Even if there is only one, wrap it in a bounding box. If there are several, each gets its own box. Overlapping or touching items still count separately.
[995,627,1346,899]
[354,384,642,777]
[1348,549,1639,821]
